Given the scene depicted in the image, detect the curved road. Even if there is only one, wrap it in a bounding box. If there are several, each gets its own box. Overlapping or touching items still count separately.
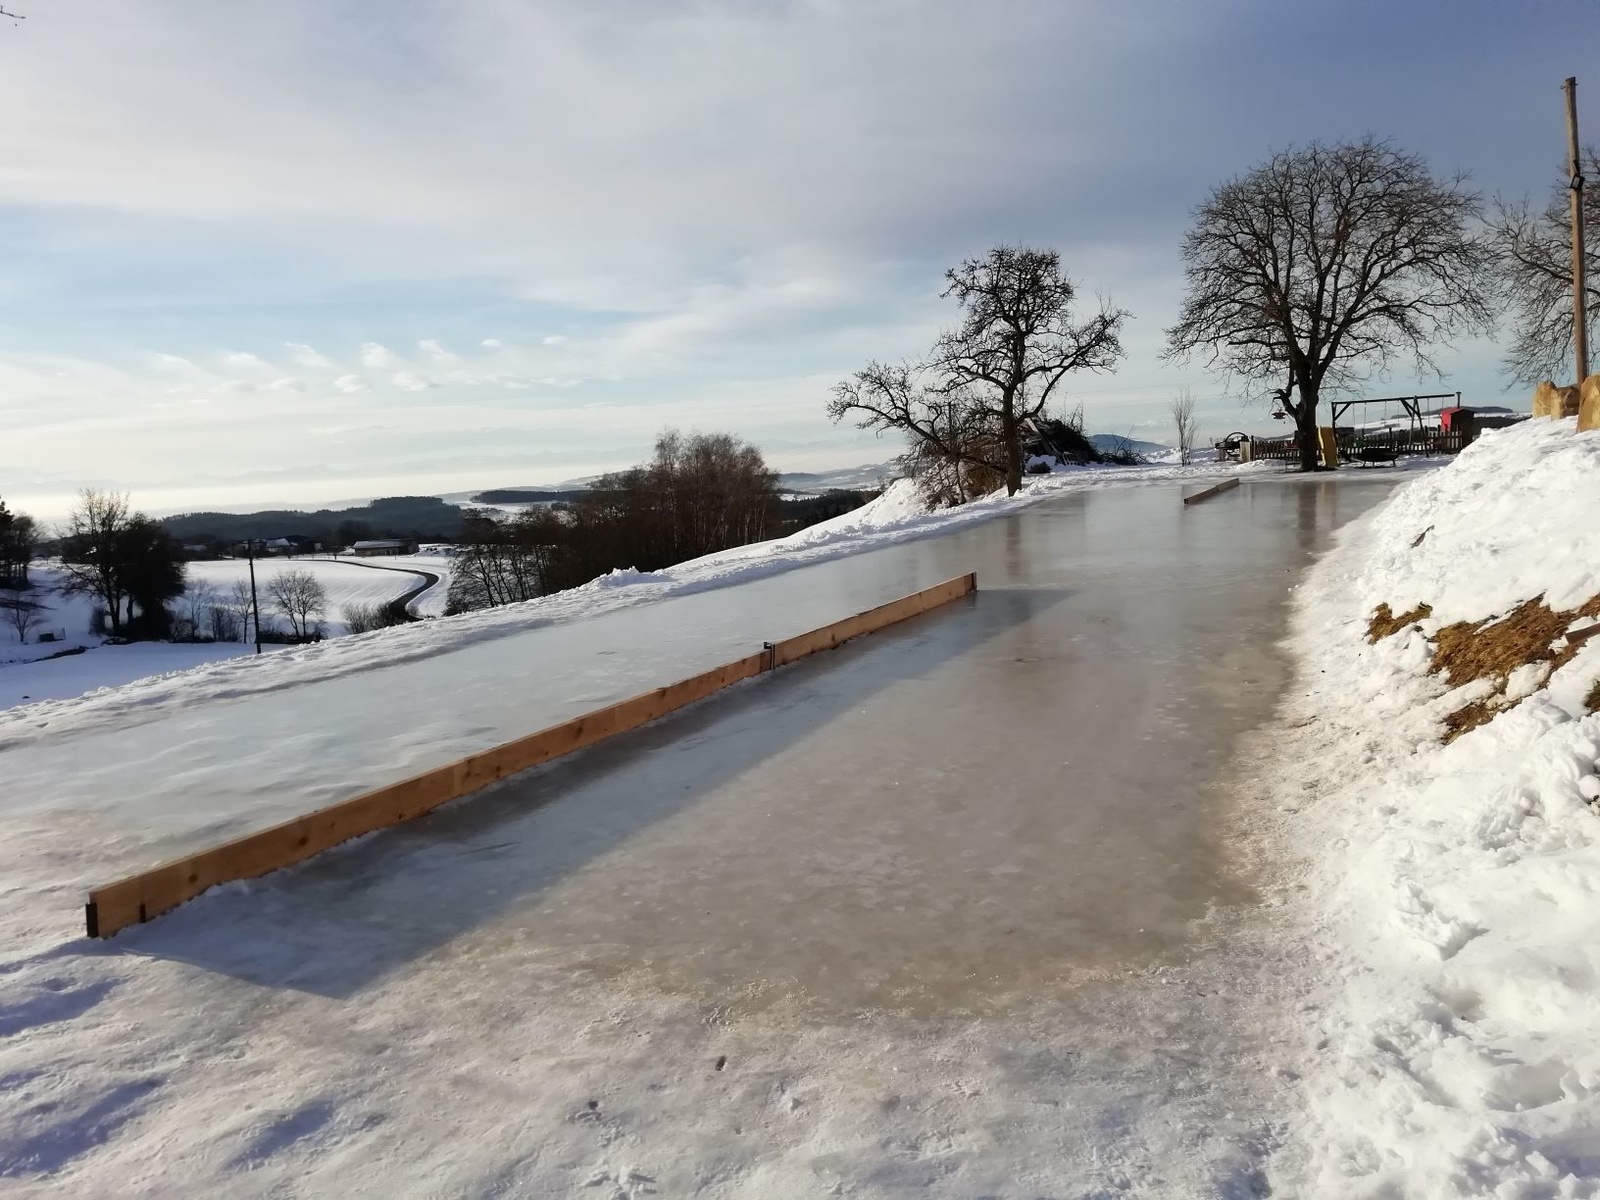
[316,555,442,621]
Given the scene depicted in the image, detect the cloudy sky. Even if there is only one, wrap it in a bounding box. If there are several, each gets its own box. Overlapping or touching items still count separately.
[1,0,1595,518]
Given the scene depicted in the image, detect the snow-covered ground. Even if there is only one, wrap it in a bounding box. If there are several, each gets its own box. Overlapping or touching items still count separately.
[0,459,1240,734]
[182,554,444,629]
[1267,416,1600,1194]
[0,556,450,711]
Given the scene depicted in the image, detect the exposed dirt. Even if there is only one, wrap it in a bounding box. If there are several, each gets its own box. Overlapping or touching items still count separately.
[1366,602,1433,642]
[1370,594,1600,742]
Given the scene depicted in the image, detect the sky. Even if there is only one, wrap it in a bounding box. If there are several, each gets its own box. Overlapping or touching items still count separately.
[1,0,1596,520]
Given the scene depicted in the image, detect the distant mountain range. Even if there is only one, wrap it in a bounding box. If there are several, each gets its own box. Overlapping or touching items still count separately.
[462,462,899,505]
[1089,434,1173,457]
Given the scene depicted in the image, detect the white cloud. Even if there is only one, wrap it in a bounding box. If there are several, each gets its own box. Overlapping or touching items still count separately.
[360,342,400,369]
[392,370,434,391]
[224,351,272,372]
[480,338,503,349]
[418,339,458,364]
[541,335,567,346]
[286,342,334,369]
[333,374,370,393]
[149,353,206,376]
[268,377,307,392]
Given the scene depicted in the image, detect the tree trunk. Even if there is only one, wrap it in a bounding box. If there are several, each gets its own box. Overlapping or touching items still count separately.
[1002,404,1022,496]
[1295,381,1321,472]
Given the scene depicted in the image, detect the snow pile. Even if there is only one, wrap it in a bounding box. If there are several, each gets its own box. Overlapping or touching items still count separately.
[0,458,1237,736]
[1279,417,1600,1195]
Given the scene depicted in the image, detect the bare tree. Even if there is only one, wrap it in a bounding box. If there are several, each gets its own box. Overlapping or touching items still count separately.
[1489,147,1600,385]
[178,580,217,641]
[1165,137,1495,471]
[2,588,39,644]
[56,489,186,637]
[224,578,255,643]
[830,246,1128,496]
[266,569,327,640]
[55,490,132,634]
[1170,389,1198,466]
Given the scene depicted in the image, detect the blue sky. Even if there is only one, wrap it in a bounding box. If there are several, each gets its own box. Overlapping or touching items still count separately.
[1,0,1595,518]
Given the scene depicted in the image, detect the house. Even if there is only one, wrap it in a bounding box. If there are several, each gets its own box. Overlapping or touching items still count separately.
[349,539,418,557]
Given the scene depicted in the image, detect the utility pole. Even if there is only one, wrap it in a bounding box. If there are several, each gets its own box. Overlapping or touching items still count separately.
[1565,77,1589,383]
[245,539,262,656]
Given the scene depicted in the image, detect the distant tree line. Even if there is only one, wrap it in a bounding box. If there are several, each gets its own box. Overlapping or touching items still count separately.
[0,498,37,588]
[161,495,464,552]
[447,431,794,613]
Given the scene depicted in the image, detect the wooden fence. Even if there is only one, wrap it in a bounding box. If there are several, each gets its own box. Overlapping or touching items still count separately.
[85,572,978,938]
[1247,428,1470,463]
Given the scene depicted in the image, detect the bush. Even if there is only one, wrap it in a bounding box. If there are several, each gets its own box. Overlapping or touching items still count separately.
[342,602,408,634]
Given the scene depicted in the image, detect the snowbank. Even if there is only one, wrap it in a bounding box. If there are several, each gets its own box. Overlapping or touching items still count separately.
[0,459,1237,741]
[1277,417,1600,1195]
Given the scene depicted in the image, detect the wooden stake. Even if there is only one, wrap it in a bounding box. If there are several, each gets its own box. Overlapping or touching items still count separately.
[1566,77,1590,383]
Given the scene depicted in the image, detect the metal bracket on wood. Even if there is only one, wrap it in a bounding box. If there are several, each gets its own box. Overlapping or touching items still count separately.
[760,642,776,672]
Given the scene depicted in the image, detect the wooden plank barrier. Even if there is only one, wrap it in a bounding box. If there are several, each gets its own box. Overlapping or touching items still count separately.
[1182,476,1241,506]
[85,572,978,938]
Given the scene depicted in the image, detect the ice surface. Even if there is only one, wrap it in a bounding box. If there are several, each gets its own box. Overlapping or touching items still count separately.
[0,474,1401,1196]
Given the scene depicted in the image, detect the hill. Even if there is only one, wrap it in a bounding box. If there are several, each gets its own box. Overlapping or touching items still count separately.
[160,496,464,546]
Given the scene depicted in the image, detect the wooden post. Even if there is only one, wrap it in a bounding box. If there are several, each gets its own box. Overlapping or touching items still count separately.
[1566,77,1589,383]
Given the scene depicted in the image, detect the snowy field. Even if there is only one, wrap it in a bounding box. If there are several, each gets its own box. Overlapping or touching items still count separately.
[0,556,451,712]
[179,555,444,631]
[1265,417,1600,1194]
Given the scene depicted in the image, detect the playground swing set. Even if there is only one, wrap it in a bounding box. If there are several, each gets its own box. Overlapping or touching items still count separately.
[1235,391,1473,465]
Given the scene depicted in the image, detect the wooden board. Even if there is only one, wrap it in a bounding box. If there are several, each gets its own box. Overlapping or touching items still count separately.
[1182,477,1241,506]
[86,573,978,938]
[770,572,976,666]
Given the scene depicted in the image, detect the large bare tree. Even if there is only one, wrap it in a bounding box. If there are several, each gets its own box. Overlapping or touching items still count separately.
[266,568,327,640]
[830,245,1128,496]
[1489,147,1600,385]
[1165,138,1494,471]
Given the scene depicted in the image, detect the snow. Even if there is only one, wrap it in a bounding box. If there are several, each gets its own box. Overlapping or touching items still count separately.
[1269,417,1600,1195]
[0,642,260,709]
[0,459,1238,737]
[182,556,439,632]
[0,556,451,712]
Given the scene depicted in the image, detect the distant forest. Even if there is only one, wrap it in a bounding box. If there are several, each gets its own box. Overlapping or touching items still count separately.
[160,496,465,548]
[159,488,874,552]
